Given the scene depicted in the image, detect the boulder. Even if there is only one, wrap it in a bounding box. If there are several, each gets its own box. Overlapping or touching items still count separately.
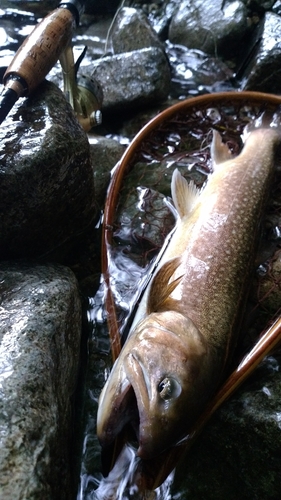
[88,134,125,209]
[168,0,250,58]
[90,47,171,112]
[0,261,82,500]
[108,7,164,54]
[0,80,96,260]
[173,352,281,499]
[241,12,281,93]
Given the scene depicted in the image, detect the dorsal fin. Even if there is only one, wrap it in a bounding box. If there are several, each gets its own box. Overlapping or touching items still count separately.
[211,129,234,166]
[171,168,201,219]
[147,256,183,314]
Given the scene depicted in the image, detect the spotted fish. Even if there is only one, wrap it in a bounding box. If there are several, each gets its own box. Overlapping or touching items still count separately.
[97,126,280,460]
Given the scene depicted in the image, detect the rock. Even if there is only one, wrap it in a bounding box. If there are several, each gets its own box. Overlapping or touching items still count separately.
[108,7,164,54]
[273,0,281,15]
[241,12,281,93]
[141,0,182,37]
[90,47,171,112]
[166,42,234,97]
[70,18,113,62]
[114,186,175,251]
[88,134,126,209]
[0,261,82,500]
[248,0,276,10]
[173,353,281,499]
[168,0,250,58]
[0,80,96,260]
[255,248,281,314]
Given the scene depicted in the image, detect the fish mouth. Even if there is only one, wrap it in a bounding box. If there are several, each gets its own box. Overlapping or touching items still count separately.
[98,379,140,476]
[97,369,139,446]
[97,351,152,466]
[123,351,159,460]
[123,350,181,460]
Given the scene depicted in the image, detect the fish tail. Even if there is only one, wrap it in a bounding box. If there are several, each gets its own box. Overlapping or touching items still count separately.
[171,168,201,219]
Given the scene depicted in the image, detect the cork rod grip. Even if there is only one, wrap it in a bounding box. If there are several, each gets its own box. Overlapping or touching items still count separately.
[3,7,75,96]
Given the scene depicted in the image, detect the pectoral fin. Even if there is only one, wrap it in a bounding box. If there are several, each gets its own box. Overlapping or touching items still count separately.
[147,257,183,313]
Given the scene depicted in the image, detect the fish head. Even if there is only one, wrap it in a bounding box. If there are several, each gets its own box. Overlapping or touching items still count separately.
[97,310,217,460]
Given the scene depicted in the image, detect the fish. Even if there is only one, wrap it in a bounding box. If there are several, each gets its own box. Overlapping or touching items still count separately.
[97,125,280,462]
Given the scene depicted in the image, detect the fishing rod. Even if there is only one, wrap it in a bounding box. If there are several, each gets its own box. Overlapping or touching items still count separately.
[0,0,84,125]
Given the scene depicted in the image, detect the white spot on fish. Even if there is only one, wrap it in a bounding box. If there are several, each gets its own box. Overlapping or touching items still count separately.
[171,255,210,300]
[202,212,228,232]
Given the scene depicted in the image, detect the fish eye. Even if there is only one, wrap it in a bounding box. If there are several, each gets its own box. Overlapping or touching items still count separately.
[157,377,182,400]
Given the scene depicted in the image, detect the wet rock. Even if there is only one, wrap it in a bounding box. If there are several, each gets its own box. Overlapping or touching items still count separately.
[247,0,276,10]
[88,134,126,208]
[166,42,234,97]
[0,261,82,500]
[241,12,281,93]
[139,0,182,37]
[112,105,169,141]
[0,80,96,260]
[71,18,113,62]
[273,0,281,15]
[115,186,175,253]
[255,248,281,313]
[168,0,250,58]
[108,7,164,54]
[174,353,281,499]
[90,47,171,112]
